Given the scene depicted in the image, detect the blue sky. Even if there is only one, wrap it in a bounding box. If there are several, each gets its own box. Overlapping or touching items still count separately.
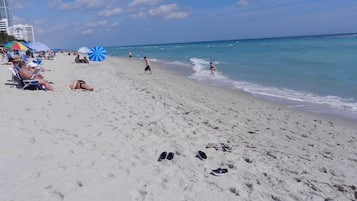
[12,0,357,49]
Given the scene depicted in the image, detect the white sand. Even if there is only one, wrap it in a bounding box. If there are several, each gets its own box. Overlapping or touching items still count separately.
[1,54,356,201]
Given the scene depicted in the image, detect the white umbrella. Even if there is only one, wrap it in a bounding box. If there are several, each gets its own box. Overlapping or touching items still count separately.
[27,42,50,52]
[77,46,92,54]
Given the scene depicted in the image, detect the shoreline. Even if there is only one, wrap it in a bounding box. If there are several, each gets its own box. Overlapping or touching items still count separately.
[137,56,357,124]
[1,54,356,201]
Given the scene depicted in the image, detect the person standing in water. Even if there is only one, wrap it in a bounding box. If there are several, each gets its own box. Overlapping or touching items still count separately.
[210,62,216,78]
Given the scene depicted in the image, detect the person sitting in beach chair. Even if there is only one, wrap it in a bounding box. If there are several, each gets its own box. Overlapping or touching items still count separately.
[8,66,45,90]
[46,50,55,60]
[39,51,46,59]
[27,62,45,79]
[17,61,54,91]
[68,80,93,91]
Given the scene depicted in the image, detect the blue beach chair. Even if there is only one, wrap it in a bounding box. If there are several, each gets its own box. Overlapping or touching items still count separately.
[33,56,42,64]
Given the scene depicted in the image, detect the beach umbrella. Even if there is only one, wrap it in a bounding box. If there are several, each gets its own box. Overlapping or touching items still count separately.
[77,46,92,54]
[52,48,61,52]
[4,41,29,51]
[88,46,106,61]
[27,42,50,52]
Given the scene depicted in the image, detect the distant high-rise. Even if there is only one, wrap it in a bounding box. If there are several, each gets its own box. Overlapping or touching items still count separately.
[0,0,13,28]
[0,0,36,42]
[8,24,35,42]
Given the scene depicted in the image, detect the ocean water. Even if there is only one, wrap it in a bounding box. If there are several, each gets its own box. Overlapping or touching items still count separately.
[106,33,357,121]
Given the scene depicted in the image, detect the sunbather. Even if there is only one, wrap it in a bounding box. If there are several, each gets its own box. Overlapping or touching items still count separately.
[82,56,89,64]
[18,62,54,91]
[27,62,44,79]
[75,55,81,63]
[69,80,93,91]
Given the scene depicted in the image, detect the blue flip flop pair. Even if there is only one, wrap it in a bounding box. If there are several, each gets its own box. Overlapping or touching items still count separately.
[158,151,174,161]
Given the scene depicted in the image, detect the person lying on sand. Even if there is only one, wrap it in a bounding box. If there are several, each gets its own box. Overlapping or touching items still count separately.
[69,80,94,91]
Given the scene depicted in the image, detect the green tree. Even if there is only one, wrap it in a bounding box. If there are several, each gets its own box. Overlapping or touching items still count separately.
[0,32,16,45]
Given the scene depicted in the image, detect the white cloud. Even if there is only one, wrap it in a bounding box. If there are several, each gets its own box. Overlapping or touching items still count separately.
[130,11,148,19]
[129,0,162,7]
[110,22,119,27]
[98,7,123,17]
[149,4,177,16]
[167,11,190,19]
[86,20,108,27]
[237,0,249,6]
[148,4,190,19]
[81,29,94,35]
[49,0,109,10]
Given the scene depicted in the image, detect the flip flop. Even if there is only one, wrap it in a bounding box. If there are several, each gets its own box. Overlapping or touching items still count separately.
[197,150,207,160]
[158,152,167,161]
[167,152,174,160]
[220,143,232,152]
[210,168,228,176]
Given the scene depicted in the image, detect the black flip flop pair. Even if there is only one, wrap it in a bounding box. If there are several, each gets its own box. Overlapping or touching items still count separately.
[158,151,174,161]
[196,150,229,176]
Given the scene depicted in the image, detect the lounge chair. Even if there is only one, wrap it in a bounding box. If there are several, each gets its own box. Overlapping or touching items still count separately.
[33,56,42,64]
[21,54,28,62]
[6,52,13,62]
[7,67,45,90]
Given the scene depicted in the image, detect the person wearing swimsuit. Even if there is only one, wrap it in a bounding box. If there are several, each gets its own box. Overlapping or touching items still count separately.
[144,57,152,74]
[210,62,216,78]
[69,80,94,91]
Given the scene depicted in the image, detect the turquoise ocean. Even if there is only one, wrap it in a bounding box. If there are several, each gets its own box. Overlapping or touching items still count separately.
[106,33,357,121]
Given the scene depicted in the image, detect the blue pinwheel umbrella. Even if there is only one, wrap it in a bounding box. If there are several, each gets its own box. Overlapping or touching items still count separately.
[88,46,107,61]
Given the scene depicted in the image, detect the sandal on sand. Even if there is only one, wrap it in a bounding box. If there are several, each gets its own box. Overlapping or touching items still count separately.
[210,168,228,176]
[220,143,232,152]
[196,150,207,160]
[158,152,167,161]
[167,152,174,160]
[206,143,219,150]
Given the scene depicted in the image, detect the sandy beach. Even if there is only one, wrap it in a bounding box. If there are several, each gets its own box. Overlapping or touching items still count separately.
[1,53,356,201]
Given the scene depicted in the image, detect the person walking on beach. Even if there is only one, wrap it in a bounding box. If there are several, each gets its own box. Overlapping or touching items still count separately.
[128,52,133,61]
[210,62,216,78]
[144,57,152,74]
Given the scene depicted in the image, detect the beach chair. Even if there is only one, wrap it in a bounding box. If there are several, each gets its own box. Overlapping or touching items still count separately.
[7,67,45,90]
[21,54,28,62]
[6,52,13,62]
[33,56,42,64]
